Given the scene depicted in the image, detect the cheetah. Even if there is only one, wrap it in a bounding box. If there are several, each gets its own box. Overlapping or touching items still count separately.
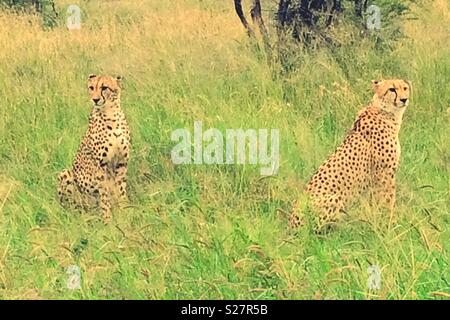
[289,79,411,232]
[58,74,131,223]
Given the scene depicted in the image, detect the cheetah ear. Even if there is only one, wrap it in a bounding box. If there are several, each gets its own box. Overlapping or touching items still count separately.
[116,75,123,89]
[371,80,381,91]
[88,74,97,80]
[405,80,412,90]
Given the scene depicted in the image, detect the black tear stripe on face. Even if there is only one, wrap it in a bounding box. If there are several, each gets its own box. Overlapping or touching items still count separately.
[383,87,398,102]
[100,84,106,102]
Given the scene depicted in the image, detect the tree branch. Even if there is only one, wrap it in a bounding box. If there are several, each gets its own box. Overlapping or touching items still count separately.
[234,0,255,37]
[250,0,271,52]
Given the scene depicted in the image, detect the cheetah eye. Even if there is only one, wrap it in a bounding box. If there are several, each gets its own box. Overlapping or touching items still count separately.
[403,87,408,90]
[389,88,396,92]
[101,86,109,91]
[88,86,94,91]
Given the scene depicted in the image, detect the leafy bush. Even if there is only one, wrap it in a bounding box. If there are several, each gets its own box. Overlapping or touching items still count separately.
[0,0,59,28]
[234,0,417,72]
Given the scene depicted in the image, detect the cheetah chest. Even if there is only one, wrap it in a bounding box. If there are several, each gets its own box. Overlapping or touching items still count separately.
[104,123,129,165]
[371,119,401,170]
[110,131,126,152]
[91,114,130,167]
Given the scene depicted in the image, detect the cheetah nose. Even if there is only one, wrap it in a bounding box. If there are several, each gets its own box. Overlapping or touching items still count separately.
[93,98,100,104]
[400,98,408,104]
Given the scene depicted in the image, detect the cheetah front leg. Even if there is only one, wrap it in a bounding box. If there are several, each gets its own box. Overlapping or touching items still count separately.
[99,183,112,224]
[371,168,396,206]
[371,169,397,226]
[97,169,113,224]
[58,169,77,208]
[114,163,128,207]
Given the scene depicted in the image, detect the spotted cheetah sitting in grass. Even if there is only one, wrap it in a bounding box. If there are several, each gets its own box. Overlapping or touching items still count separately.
[290,79,411,232]
[58,74,131,223]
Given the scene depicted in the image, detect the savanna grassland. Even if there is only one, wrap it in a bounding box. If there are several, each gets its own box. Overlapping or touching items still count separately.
[0,0,449,299]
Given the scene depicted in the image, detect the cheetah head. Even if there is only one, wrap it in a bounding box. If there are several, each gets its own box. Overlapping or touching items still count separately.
[87,74,122,108]
[371,79,411,114]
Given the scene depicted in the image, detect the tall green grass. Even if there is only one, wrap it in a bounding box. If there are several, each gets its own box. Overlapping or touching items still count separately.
[0,0,448,299]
